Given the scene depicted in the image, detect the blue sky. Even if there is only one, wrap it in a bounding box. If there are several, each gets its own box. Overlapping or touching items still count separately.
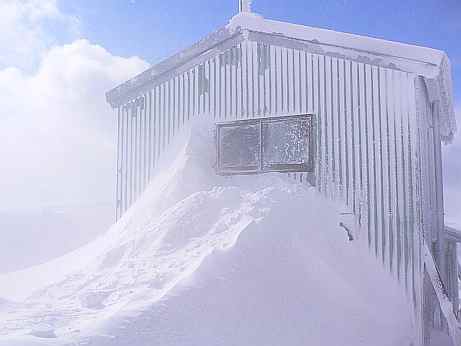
[61,0,461,102]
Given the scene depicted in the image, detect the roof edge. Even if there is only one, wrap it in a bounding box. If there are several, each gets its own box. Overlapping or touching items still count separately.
[424,54,457,143]
[228,13,446,68]
[105,26,241,107]
[105,13,456,141]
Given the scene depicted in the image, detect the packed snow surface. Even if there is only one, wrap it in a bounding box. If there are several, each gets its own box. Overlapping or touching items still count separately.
[0,119,415,345]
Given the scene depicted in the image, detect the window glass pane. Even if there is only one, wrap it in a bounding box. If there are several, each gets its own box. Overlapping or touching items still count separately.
[216,115,314,175]
[262,118,310,168]
[220,123,260,170]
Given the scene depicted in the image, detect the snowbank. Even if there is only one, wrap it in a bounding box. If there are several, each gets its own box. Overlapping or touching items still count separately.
[0,119,415,345]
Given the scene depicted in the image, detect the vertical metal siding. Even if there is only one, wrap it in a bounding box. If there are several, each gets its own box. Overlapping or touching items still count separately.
[113,40,455,345]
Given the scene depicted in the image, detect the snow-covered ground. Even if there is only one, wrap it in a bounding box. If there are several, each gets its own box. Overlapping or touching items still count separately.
[0,119,416,345]
[0,205,112,273]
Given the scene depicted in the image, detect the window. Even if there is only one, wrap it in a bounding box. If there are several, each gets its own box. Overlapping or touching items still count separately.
[216,114,315,175]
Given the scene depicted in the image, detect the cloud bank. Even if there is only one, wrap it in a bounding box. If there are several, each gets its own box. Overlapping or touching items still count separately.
[0,0,149,211]
[0,39,148,210]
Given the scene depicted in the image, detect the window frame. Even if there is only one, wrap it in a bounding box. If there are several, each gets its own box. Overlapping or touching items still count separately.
[215,114,316,176]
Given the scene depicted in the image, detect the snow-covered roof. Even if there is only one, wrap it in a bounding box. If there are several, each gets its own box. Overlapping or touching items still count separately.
[106,12,456,141]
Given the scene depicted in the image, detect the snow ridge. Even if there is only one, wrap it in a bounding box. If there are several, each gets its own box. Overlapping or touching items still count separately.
[0,119,416,345]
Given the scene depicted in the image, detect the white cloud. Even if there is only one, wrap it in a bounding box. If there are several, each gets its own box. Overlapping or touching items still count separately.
[0,39,149,211]
[0,0,79,71]
[0,0,149,212]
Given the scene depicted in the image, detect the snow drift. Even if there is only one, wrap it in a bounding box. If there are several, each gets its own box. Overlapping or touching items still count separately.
[0,119,416,345]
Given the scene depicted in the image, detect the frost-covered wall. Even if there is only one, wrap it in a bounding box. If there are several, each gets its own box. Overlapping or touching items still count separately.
[415,76,459,344]
[111,34,456,346]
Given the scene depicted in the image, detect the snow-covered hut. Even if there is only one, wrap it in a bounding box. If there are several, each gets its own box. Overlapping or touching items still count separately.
[106,4,458,345]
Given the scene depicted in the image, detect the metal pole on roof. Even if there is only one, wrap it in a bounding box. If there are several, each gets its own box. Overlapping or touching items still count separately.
[239,0,252,13]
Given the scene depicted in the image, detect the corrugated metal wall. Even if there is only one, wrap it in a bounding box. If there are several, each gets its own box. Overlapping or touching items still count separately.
[114,38,455,345]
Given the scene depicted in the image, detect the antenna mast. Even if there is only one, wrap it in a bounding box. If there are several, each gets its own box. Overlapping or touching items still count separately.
[239,0,252,13]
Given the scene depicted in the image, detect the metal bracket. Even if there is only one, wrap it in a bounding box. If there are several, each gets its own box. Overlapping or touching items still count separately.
[446,226,461,243]
[423,242,461,346]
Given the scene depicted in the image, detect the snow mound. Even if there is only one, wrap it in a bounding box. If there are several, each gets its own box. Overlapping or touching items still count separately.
[0,119,415,345]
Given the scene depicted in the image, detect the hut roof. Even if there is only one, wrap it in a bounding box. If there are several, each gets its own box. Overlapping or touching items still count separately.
[106,12,456,141]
